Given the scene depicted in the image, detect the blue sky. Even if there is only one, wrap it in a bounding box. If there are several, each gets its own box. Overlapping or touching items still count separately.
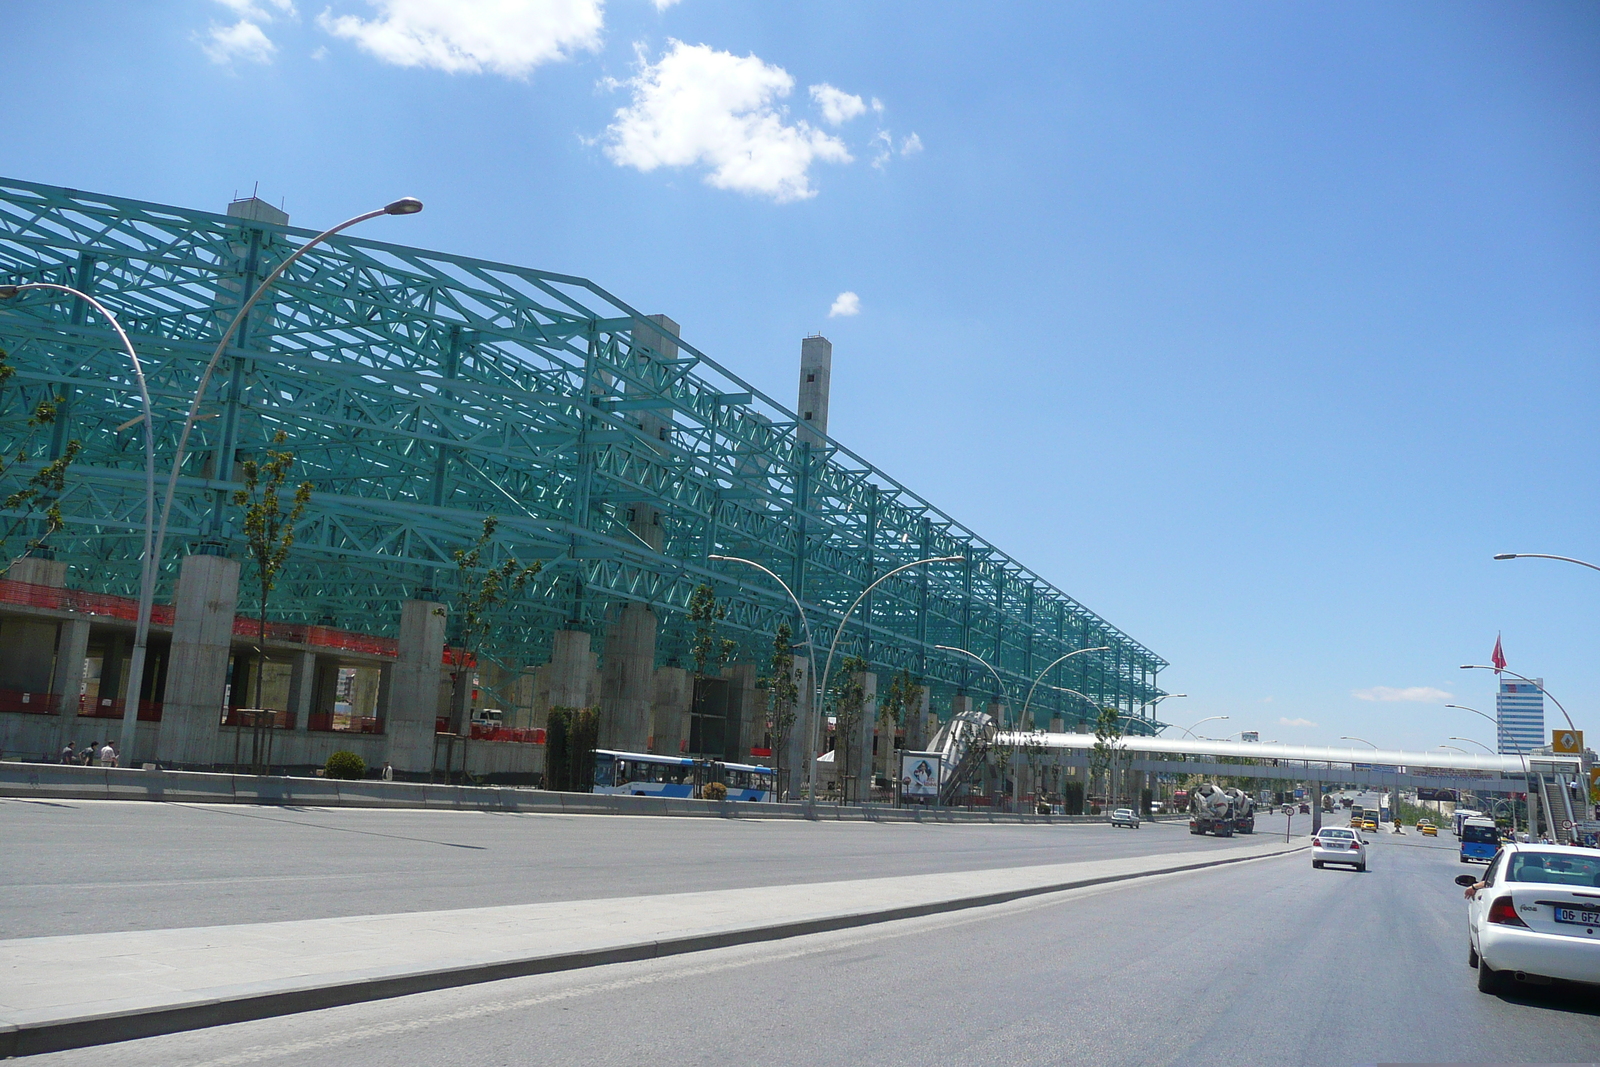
[4,1,1597,751]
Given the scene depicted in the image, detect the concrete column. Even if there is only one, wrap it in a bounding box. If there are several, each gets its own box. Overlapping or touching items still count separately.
[723,662,758,762]
[837,670,878,804]
[797,335,832,446]
[4,556,67,588]
[627,315,678,552]
[50,617,91,746]
[600,602,657,752]
[155,553,240,767]
[1311,780,1323,833]
[904,685,931,752]
[286,651,317,733]
[547,630,597,711]
[385,599,446,774]
[650,666,691,755]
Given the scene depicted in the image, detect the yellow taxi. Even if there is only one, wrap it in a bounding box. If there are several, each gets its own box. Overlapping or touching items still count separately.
[1417,820,1437,837]
[1362,817,1378,833]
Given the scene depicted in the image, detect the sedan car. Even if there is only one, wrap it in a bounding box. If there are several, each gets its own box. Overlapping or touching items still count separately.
[1418,821,1438,837]
[1109,808,1140,829]
[1457,843,1600,994]
[1312,827,1367,871]
[1362,817,1379,833]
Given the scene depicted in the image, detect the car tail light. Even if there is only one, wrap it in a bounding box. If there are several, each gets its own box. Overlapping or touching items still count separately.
[1487,896,1528,927]
[1311,838,1320,847]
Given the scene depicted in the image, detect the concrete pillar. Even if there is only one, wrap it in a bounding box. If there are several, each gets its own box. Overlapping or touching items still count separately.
[797,335,832,446]
[50,618,91,746]
[286,651,317,733]
[723,662,758,762]
[1311,780,1323,833]
[650,666,691,755]
[627,315,678,551]
[155,553,240,767]
[600,602,657,752]
[547,630,598,711]
[836,670,878,804]
[385,599,447,774]
[904,685,931,752]
[4,556,67,588]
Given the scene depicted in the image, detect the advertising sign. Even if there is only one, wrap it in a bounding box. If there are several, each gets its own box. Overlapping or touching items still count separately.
[1552,729,1584,754]
[901,751,941,798]
[1240,731,1260,743]
[1590,767,1600,805]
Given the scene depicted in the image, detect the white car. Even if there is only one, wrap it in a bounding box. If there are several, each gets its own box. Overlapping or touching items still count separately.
[1457,843,1600,994]
[1311,826,1367,871]
[1109,808,1140,829]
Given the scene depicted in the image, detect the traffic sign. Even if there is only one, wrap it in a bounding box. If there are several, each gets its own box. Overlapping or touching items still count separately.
[1552,729,1584,754]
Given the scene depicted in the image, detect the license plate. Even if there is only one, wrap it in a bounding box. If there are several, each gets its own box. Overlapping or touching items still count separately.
[1554,907,1600,926]
[1323,841,1346,849]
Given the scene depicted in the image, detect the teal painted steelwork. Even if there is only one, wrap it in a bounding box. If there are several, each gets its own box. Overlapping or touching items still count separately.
[0,177,1167,727]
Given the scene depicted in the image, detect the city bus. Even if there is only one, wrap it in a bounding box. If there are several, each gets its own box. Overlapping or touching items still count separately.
[1458,815,1500,864]
[591,749,775,802]
[1452,808,1483,837]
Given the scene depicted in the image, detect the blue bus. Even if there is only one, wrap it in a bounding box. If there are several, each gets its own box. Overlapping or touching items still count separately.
[1458,816,1499,864]
[592,749,774,802]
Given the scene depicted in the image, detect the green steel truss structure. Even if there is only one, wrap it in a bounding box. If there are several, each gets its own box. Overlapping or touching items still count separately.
[0,177,1167,729]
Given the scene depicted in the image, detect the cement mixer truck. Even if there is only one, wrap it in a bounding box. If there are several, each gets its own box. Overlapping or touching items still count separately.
[1224,787,1256,834]
[1188,783,1236,837]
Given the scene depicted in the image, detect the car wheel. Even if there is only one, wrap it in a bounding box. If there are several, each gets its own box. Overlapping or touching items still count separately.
[1357,862,1367,872]
[1313,860,1323,869]
[1477,959,1506,994]
[1468,941,1478,969]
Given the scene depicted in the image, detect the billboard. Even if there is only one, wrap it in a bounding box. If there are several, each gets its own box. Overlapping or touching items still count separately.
[1552,729,1584,754]
[1240,731,1260,743]
[901,752,942,798]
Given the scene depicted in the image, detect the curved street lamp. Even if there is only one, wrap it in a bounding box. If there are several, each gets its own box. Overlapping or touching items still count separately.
[1340,736,1377,749]
[1449,736,1494,755]
[1436,744,1468,755]
[1459,664,1576,732]
[1016,646,1110,730]
[1169,714,1228,739]
[119,198,422,763]
[0,282,155,760]
[934,644,1013,728]
[1494,552,1600,573]
[711,553,962,806]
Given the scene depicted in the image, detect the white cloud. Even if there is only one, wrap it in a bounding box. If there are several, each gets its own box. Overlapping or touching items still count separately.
[900,132,922,156]
[214,0,296,20]
[651,0,680,8]
[200,20,277,64]
[605,40,851,203]
[828,291,860,317]
[809,83,865,126]
[319,0,604,77]
[1279,716,1318,728]
[869,129,893,169]
[1351,686,1452,704]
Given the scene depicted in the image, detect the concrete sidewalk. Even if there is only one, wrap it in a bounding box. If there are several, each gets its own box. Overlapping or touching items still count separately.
[0,838,1303,1057]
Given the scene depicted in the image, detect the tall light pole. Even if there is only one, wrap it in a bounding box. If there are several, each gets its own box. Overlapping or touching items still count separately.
[711,553,961,806]
[119,198,422,765]
[1448,703,1528,836]
[1169,714,1228,739]
[0,283,154,761]
[1340,736,1377,748]
[1494,552,1600,573]
[1449,736,1495,755]
[1015,646,1111,731]
[934,644,1013,727]
[1459,664,1576,732]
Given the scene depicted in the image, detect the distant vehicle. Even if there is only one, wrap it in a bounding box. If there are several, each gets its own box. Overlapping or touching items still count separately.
[1188,783,1236,837]
[1419,821,1438,837]
[1453,809,1484,837]
[1457,844,1600,994]
[1351,805,1365,824]
[1342,796,1354,809]
[1110,808,1141,829]
[592,749,774,801]
[1312,826,1368,871]
[1459,817,1500,864]
[1362,817,1379,833]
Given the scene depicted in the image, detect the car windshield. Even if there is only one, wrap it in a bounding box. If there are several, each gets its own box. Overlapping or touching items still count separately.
[1508,852,1600,887]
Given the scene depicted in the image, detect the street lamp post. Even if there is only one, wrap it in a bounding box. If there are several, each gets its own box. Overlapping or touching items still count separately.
[114,198,422,766]
[0,283,154,763]
[1449,736,1495,755]
[1016,646,1111,730]
[1168,714,1228,740]
[710,553,961,808]
[1447,703,1529,837]
[1459,664,1577,733]
[1494,552,1600,573]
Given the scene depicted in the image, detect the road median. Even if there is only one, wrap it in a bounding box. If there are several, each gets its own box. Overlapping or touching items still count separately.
[0,837,1304,1057]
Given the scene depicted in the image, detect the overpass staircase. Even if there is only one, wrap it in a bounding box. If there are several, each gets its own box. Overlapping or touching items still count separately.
[931,707,994,805]
[1529,759,1581,845]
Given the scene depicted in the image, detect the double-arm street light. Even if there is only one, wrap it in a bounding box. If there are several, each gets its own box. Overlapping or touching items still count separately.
[1449,736,1494,755]
[1448,703,1528,835]
[1168,714,1228,740]
[0,282,154,759]
[1458,664,1576,733]
[1017,646,1112,730]
[108,198,424,762]
[709,553,962,805]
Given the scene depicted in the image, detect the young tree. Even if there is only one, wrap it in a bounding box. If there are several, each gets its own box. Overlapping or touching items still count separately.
[1090,706,1126,806]
[763,620,800,795]
[687,582,736,677]
[829,654,869,800]
[445,515,541,732]
[878,668,920,785]
[0,346,82,559]
[231,430,312,714]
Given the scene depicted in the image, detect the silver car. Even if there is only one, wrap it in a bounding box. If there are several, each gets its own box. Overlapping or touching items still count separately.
[1109,808,1140,829]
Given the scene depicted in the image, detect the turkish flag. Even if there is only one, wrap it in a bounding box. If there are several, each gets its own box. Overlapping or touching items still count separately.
[1492,634,1507,674]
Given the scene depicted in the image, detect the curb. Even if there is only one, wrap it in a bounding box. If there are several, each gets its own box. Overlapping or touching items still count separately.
[0,841,1306,1058]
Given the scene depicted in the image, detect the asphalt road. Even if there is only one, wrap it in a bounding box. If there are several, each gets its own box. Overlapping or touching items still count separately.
[1,799,1313,937]
[27,812,1598,1067]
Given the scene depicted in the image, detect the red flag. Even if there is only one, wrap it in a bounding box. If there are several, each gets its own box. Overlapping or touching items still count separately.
[1492,634,1506,674]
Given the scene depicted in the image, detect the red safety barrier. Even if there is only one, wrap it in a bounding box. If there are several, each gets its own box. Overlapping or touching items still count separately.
[0,689,60,714]
[77,697,163,721]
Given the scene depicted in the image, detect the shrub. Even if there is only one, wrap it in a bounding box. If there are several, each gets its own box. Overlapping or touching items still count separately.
[702,781,729,801]
[325,750,365,780]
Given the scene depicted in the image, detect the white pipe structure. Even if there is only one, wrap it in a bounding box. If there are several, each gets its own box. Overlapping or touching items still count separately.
[0,282,156,762]
[1016,646,1110,730]
[1459,664,1578,733]
[117,198,422,765]
[1494,552,1600,573]
[710,553,961,806]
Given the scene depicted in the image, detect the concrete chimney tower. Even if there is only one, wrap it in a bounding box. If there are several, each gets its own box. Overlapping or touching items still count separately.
[797,335,832,446]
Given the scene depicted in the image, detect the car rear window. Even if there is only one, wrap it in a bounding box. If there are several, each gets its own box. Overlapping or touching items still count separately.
[1321,829,1353,839]
[1509,852,1600,887]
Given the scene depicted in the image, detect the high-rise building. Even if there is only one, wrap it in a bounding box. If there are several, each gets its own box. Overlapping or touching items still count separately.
[1496,678,1544,755]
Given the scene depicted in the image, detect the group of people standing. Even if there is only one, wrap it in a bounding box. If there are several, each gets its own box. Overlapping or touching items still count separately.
[58,740,118,767]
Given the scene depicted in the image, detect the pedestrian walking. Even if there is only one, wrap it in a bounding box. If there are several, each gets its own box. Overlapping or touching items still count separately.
[380,761,393,782]
[60,741,76,764]
[81,743,96,766]
[99,741,117,767]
